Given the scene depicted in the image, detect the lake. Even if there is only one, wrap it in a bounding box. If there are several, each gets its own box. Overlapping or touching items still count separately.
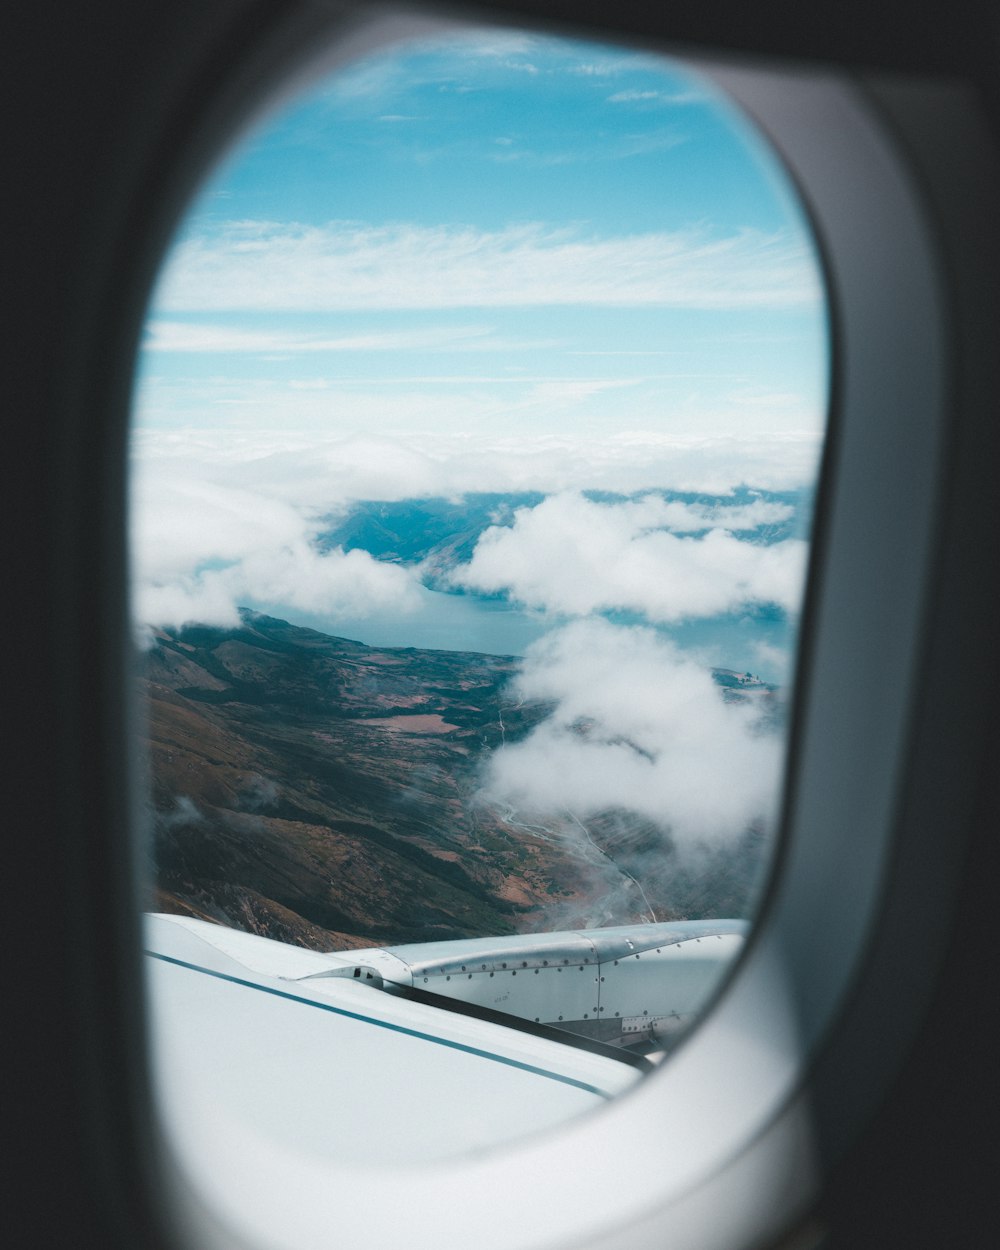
[253,584,794,685]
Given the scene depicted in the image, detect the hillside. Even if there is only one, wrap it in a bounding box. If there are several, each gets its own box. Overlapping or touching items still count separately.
[140,612,771,950]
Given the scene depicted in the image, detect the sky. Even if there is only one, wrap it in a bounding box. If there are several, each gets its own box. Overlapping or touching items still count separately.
[131,27,830,854]
[135,29,826,454]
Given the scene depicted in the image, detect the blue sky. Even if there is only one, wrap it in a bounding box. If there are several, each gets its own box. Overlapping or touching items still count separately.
[136,29,827,456]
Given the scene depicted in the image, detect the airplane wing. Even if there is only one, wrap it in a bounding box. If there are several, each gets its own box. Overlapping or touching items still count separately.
[145,913,744,1166]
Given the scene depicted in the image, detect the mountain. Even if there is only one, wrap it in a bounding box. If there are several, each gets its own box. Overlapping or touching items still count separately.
[140,612,772,951]
[316,493,545,568]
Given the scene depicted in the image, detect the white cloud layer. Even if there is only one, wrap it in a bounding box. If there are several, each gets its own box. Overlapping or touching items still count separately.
[482,619,783,842]
[131,472,421,632]
[143,321,500,354]
[129,434,811,640]
[133,426,822,509]
[451,491,807,621]
[154,221,822,312]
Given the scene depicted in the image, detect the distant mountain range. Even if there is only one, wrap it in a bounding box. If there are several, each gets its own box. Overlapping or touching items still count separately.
[141,611,775,951]
[317,492,543,581]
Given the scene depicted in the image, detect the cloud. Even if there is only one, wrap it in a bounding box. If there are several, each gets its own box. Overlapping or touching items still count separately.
[322,56,401,102]
[443,31,540,59]
[128,429,813,652]
[568,61,621,77]
[481,619,784,843]
[154,221,823,313]
[650,497,794,532]
[751,639,796,685]
[450,492,808,621]
[143,320,497,354]
[130,470,421,631]
[132,426,822,514]
[607,89,705,105]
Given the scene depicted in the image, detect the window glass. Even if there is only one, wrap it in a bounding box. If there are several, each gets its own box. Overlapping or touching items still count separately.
[133,25,827,1103]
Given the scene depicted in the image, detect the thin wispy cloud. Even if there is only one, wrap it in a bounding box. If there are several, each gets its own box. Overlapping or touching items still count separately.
[499,59,539,74]
[490,148,577,167]
[156,222,823,313]
[322,57,402,101]
[143,320,498,354]
[448,31,541,59]
[568,60,630,78]
[487,129,687,166]
[607,89,705,105]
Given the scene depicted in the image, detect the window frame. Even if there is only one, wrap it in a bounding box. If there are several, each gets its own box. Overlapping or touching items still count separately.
[8,3,1000,1250]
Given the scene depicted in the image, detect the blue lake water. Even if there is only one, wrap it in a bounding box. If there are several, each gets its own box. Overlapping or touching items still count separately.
[267,584,795,685]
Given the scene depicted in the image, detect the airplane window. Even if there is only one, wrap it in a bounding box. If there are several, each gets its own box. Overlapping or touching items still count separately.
[132,22,828,1178]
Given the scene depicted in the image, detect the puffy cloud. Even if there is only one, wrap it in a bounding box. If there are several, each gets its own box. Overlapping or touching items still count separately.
[136,570,245,632]
[131,475,306,579]
[154,221,822,313]
[451,492,807,621]
[130,469,421,631]
[643,496,793,532]
[129,430,811,636]
[482,619,783,843]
